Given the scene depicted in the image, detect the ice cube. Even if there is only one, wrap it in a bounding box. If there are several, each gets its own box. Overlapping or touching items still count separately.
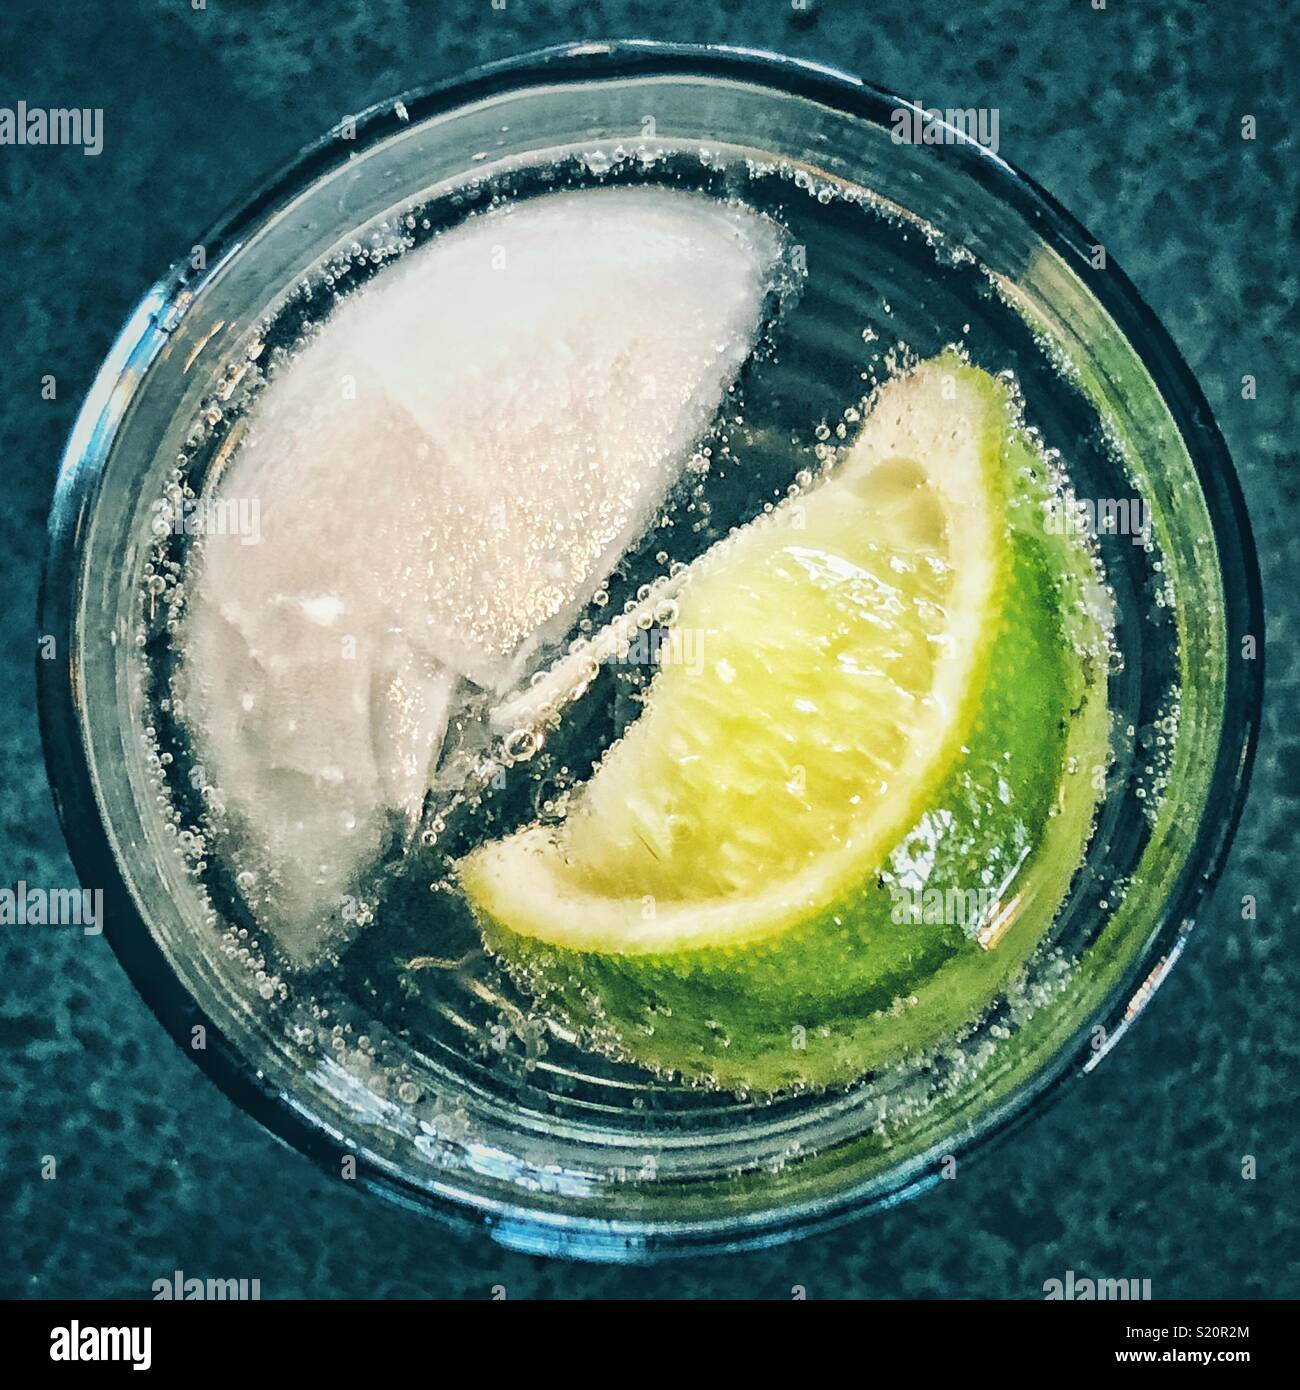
[178,186,785,961]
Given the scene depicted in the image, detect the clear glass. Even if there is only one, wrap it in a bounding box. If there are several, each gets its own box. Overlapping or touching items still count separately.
[39,42,1261,1261]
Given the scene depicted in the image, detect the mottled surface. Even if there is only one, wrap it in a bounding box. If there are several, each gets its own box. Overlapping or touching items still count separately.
[0,0,1294,1299]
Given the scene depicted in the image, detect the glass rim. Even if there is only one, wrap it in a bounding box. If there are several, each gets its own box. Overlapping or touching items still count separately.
[38,39,1264,1261]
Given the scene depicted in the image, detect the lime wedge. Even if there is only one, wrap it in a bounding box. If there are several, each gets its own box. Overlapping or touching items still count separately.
[459,354,1082,1089]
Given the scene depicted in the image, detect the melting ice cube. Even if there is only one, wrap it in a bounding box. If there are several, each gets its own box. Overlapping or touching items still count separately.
[178,186,786,962]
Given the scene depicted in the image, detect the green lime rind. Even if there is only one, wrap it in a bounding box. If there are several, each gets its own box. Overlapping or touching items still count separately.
[476,522,1077,1092]
[461,353,1106,1091]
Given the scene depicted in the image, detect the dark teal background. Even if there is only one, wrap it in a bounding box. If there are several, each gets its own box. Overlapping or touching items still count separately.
[1,1,1293,1299]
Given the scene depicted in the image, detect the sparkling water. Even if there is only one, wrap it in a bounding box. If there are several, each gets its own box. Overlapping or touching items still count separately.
[134,142,1148,1158]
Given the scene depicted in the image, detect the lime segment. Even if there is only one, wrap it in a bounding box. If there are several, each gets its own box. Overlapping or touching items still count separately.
[459,354,1088,1089]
